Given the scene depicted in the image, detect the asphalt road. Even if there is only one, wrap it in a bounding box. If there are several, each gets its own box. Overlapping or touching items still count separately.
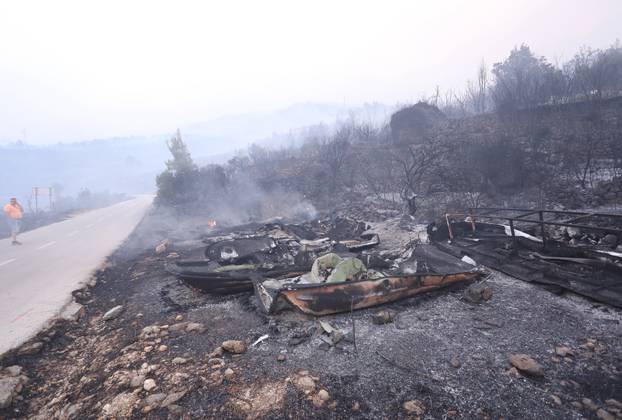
[0,195,153,356]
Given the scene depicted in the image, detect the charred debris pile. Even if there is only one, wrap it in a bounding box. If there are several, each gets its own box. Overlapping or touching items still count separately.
[429,208,622,308]
[165,206,622,314]
[165,215,484,316]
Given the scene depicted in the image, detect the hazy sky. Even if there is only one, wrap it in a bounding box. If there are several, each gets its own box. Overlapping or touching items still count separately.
[1,0,620,144]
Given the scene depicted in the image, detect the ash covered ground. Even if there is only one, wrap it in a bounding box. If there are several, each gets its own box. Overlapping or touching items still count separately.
[1,210,621,420]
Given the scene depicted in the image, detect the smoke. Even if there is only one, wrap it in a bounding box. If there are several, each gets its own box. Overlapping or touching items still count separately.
[204,175,318,226]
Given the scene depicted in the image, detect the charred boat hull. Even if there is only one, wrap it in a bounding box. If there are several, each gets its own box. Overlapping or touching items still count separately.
[166,261,310,294]
[255,271,482,316]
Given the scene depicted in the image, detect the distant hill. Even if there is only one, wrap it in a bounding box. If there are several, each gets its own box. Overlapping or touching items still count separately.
[0,102,394,204]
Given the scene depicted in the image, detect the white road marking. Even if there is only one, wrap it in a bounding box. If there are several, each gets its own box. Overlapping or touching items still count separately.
[36,241,57,250]
[0,258,16,268]
[67,230,80,237]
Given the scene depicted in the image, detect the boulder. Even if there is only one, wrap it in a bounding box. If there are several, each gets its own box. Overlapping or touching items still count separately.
[101,392,138,418]
[222,340,246,354]
[403,399,426,415]
[372,310,395,325]
[102,305,124,321]
[161,390,187,407]
[0,376,25,409]
[465,283,493,303]
[143,378,157,391]
[508,354,544,376]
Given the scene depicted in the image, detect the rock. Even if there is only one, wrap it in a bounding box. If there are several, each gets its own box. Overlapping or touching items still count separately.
[144,346,153,353]
[508,354,544,376]
[170,372,190,386]
[18,341,43,355]
[606,399,622,409]
[59,301,85,322]
[185,322,206,333]
[142,325,161,335]
[293,375,316,393]
[161,390,187,407]
[582,398,600,411]
[168,322,189,332]
[318,389,330,401]
[446,410,458,417]
[582,398,599,411]
[551,395,562,406]
[4,366,22,377]
[208,357,225,365]
[224,368,235,378]
[101,392,138,418]
[155,240,170,254]
[222,340,246,354]
[175,315,184,322]
[277,354,287,362]
[129,374,145,388]
[571,401,583,409]
[555,346,573,357]
[102,305,124,321]
[372,310,395,325]
[403,399,426,415]
[599,234,618,247]
[465,283,493,303]
[450,357,461,368]
[144,393,166,406]
[158,345,168,352]
[0,376,24,409]
[597,408,615,420]
[143,378,157,391]
[352,401,360,411]
[208,347,224,358]
[229,398,252,415]
[172,357,188,365]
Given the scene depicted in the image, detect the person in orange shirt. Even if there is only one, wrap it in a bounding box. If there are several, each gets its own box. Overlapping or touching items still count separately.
[3,197,24,245]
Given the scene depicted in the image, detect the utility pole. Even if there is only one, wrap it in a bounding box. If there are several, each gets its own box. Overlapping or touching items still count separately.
[34,187,39,213]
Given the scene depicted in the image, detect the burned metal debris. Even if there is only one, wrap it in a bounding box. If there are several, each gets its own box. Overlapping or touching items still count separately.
[430,207,622,308]
[166,216,483,315]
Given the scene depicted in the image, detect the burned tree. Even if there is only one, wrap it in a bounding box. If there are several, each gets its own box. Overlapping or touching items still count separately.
[319,124,352,192]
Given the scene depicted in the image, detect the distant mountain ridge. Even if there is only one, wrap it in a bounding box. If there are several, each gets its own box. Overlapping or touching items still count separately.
[0,102,394,203]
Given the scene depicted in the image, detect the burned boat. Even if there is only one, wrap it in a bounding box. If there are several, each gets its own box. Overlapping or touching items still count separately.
[254,271,483,316]
[165,260,310,294]
[167,218,484,313]
[254,246,485,316]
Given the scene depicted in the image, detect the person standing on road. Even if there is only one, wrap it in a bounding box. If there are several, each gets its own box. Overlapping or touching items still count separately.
[3,197,24,245]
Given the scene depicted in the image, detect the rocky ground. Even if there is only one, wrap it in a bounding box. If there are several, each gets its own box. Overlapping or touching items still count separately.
[0,210,621,420]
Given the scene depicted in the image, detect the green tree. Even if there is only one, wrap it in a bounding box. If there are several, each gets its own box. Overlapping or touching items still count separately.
[165,129,195,172]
